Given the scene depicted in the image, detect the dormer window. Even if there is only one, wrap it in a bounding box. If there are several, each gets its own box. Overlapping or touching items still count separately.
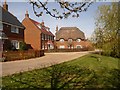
[76,39,81,42]
[11,26,19,33]
[68,39,73,43]
[60,39,64,42]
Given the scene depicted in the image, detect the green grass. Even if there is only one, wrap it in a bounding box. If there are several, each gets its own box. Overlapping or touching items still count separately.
[66,54,119,70]
[2,54,120,89]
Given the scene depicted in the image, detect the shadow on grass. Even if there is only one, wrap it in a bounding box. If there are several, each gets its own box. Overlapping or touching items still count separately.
[2,64,120,89]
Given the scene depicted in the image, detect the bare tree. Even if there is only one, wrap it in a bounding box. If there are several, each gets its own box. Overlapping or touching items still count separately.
[29,0,93,19]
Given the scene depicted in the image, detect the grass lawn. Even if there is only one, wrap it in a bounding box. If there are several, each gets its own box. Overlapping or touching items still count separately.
[67,54,119,70]
[2,54,120,89]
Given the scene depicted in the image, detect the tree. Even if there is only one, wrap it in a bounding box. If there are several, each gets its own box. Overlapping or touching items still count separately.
[29,0,93,19]
[92,3,120,57]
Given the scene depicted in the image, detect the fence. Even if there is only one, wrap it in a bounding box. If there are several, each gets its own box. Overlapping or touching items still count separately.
[2,50,44,62]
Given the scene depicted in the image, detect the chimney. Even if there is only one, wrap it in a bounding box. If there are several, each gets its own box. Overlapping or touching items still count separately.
[41,20,44,27]
[25,10,29,18]
[56,25,58,32]
[3,0,8,11]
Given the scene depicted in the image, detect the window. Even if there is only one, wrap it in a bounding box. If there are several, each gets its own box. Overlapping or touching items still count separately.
[47,35,49,40]
[68,39,73,43]
[76,39,81,42]
[41,34,44,40]
[11,40,19,49]
[51,36,53,41]
[52,36,54,41]
[68,45,70,49]
[0,31,8,39]
[42,45,44,50]
[76,45,82,49]
[0,23,3,31]
[45,34,47,40]
[60,39,64,43]
[59,45,65,49]
[11,26,19,33]
[48,35,50,40]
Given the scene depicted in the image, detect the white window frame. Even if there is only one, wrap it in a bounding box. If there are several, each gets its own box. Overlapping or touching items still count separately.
[60,39,64,43]
[52,36,54,41]
[59,45,65,49]
[11,40,19,49]
[11,26,19,34]
[68,39,73,43]
[76,39,81,42]
[42,45,44,50]
[41,34,44,40]
[45,34,46,40]
[50,44,54,49]
[50,36,51,40]
[47,35,50,40]
[76,45,82,49]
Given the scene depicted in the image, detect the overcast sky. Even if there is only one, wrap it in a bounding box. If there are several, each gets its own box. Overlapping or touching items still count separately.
[0,0,112,39]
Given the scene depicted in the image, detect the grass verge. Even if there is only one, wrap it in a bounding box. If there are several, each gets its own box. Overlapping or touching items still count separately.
[2,54,120,89]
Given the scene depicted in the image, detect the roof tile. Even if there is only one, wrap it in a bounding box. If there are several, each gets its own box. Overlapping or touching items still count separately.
[30,19,54,36]
[0,6,24,28]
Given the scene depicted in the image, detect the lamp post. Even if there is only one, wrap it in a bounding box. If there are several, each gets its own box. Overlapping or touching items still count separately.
[0,31,8,61]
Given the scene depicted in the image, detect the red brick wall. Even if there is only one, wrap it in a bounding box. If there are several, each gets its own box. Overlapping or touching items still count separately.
[3,24,24,40]
[3,24,24,50]
[41,40,54,50]
[56,40,68,48]
[3,50,44,61]
[22,18,41,50]
[56,40,93,49]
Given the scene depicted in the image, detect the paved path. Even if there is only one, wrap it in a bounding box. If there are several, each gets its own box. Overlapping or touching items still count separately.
[1,51,91,77]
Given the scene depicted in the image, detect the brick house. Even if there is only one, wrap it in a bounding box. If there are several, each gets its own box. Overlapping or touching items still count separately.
[0,2,24,58]
[55,27,92,49]
[22,11,54,50]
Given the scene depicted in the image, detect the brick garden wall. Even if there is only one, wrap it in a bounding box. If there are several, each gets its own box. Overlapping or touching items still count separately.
[2,50,44,62]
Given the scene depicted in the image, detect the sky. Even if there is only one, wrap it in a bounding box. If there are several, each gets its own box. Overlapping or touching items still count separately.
[0,0,112,39]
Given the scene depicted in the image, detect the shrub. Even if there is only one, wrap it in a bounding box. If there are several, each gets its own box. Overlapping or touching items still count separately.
[19,42,28,51]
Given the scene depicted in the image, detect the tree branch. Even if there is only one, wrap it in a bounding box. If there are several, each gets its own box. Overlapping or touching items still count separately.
[29,0,93,19]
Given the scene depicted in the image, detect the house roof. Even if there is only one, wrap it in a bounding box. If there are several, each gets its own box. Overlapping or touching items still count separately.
[0,6,24,28]
[30,19,54,36]
[56,27,85,40]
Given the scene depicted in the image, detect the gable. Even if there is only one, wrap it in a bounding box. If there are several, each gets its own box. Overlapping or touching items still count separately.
[30,19,54,36]
[0,6,24,28]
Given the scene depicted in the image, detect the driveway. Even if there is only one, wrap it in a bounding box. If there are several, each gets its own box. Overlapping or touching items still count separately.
[1,51,91,77]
